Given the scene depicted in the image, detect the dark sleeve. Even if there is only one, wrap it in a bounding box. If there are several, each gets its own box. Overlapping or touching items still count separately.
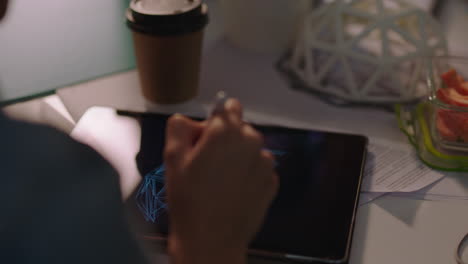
[0,118,148,264]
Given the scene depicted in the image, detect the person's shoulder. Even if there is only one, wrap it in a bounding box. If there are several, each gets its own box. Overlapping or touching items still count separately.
[0,116,115,180]
[0,117,146,264]
[3,116,92,157]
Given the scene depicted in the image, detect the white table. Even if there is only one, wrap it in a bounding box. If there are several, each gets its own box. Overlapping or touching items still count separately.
[50,35,468,263]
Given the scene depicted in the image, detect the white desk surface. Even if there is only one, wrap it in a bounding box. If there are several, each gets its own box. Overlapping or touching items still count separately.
[57,39,405,141]
[53,36,468,263]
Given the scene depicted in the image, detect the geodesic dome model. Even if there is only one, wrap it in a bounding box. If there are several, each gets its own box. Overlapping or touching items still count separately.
[282,0,447,105]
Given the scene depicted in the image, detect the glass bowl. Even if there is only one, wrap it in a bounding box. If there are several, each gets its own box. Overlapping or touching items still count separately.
[427,56,468,152]
[396,56,468,171]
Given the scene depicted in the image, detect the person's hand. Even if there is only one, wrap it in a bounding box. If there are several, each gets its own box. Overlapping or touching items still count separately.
[164,99,278,264]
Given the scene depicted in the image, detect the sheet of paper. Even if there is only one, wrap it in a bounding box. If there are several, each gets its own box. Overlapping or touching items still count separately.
[359,192,386,206]
[421,172,468,197]
[70,107,142,200]
[388,171,468,201]
[362,138,445,193]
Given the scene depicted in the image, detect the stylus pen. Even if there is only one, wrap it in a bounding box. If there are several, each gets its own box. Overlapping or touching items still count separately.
[209,91,229,117]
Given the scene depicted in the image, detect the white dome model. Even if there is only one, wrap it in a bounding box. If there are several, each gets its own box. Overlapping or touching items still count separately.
[285,0,447,104]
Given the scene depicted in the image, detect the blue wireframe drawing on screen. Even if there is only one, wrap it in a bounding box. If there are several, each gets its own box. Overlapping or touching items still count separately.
[135,149,288,223]
[135,164,167,223]
[266,149,287,167]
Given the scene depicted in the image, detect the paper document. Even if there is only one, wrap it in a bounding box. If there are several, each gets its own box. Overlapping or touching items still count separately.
[359,192,386,206]
[362,139,445,193]
[70,107,142,200]
[388,171,468,201]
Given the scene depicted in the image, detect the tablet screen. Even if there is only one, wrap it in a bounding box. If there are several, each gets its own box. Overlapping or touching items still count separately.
[124,113,367,262]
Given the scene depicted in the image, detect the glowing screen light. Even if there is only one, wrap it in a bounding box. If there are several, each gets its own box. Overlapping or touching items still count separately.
[136,149,287,223]
[135,164,167,223]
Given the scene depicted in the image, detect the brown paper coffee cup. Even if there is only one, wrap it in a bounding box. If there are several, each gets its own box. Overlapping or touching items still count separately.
[132,30,204,104]
[126,0,208,104]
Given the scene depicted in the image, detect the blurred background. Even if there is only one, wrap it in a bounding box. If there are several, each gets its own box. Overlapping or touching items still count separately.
[0,0,466,103]
[0,0,135,102]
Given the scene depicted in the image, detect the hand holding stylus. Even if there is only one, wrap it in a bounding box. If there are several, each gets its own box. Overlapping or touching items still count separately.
[164,96,278,264]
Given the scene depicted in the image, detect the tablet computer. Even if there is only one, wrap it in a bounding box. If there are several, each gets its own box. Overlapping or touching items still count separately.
[123,112,368,263]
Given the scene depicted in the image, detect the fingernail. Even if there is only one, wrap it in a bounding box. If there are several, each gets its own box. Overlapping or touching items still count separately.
[172,113,183,119]
[170,113,187,130]
[225,98,235,108]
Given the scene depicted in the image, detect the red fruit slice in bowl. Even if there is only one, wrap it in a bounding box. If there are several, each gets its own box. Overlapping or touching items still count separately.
[441,69,460,88]
[455,82,468,96]
[437,107,468,143]
[440,69,468,95]
[436,70,468,143]
[436,88,453,105]
[436,87,468,107]
[437,110,458,141]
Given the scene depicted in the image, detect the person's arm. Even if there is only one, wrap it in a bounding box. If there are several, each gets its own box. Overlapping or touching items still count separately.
[164,99,279,264]
[0,117,147,264]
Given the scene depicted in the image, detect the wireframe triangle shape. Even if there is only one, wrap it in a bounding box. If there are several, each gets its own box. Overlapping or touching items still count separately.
[310,47,337,81]
[341,11,375,44]
[344,55,379,94]
[393,11,423,42]
[382,0,409,14]
[385,28,418,57]
[419,13,446,50]
[321,58,353,96]
[349,0,380,15]
[351,27,384,57]
[307,8,336,42]
[314,16,338,47]
[366,63,403,98]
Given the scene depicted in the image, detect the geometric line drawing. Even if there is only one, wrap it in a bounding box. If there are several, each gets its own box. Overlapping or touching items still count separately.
[135,149,287,223]
[135,164,167,223]
[264,148,288,167]
[266,149,288,157]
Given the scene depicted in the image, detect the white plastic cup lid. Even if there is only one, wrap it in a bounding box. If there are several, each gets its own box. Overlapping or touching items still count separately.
[133,0,202,15]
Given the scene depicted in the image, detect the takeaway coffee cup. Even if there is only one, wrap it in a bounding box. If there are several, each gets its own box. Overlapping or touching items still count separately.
[126,0,209,104]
